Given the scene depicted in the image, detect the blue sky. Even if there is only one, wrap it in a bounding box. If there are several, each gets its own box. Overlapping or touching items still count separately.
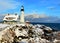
[0,0,60,17]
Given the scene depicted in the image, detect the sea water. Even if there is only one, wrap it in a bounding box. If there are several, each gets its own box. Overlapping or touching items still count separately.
[31,23,60,31]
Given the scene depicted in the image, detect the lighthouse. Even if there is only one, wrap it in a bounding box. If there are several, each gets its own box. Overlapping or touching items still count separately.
[20,6,25,23]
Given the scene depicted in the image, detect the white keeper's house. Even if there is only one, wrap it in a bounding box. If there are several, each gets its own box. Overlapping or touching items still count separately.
[3,6,25,24]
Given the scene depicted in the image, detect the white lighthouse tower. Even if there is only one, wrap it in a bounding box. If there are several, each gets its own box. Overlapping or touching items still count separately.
[20,6,25,23]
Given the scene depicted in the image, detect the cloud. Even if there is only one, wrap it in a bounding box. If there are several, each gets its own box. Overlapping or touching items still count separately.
[25,13,48,18]
[39,14,48,18]
[0,0,20,11]
[25,14,60,23]
[47,6,55,10]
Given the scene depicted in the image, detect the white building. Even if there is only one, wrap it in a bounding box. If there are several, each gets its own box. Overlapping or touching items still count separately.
[20,6,25,23]
[3,6,25,24]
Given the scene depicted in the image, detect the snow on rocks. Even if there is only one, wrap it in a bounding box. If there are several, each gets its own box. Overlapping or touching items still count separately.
[15,28,28,37]
[0,24,10,31]
[0,24,60,43]
[33,28,44,37]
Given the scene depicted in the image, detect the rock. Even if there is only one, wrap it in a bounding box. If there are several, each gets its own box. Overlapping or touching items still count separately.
[0,24,59,43]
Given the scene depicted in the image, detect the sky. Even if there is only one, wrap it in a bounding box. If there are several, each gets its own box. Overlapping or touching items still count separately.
[0,0,60,17]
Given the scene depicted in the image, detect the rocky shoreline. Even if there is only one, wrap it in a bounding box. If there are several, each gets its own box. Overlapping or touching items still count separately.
[0,24,60,43]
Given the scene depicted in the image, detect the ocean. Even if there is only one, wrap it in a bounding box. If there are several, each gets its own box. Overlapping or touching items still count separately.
[0,21,60,31]
[31,23,60,31]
